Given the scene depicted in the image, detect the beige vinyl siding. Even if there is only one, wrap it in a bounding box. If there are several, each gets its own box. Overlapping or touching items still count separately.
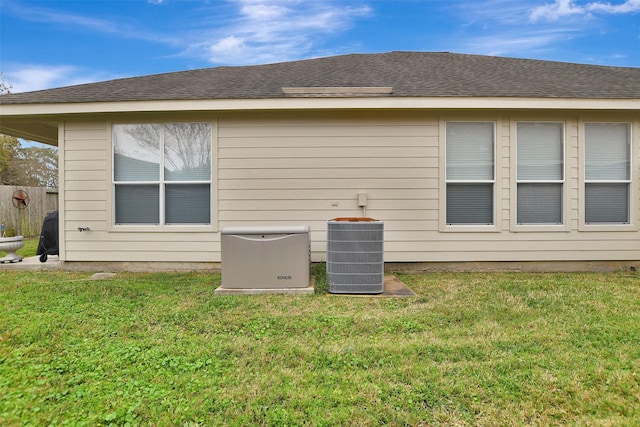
[60,110,639,264]
[499,115,512,231]
[62,121,108,242]
[62,120,219,262]
[218,111,438,260]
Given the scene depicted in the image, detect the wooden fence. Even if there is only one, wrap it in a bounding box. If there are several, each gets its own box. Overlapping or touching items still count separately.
[0,186,58,238]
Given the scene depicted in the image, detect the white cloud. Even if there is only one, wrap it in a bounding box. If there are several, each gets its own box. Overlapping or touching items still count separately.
[441,0,638,64]
[587,0,640,13]
[239,2,289,20]
[3,0,372,68]
[6,2,120,33]
[530,0,584,21]
[531,0,640,21]
[199,0,372,64]
[4,1,177,45]
[456,0,541,25]
[443,1,580,56]
[460,27,579,56]
[4,64,117,93]
[208,36,248,62]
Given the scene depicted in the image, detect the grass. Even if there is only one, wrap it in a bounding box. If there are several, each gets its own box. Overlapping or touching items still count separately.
[17,237,39,258]
[1,268,639,426]
[0,237,39,259]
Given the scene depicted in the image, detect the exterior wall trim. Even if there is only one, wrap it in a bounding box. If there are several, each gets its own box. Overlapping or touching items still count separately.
[1,97,639,117]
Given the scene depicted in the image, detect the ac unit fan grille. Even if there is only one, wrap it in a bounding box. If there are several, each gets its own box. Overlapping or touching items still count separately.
[327,220,384,294]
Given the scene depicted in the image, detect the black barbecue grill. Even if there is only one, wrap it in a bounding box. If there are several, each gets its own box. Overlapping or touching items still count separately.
[37,211,59,262]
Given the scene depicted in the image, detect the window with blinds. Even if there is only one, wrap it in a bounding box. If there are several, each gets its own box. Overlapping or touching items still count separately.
[584,123,631,224]
[516,122,564,225]
[446,122,495,225]
[113,123,212,226]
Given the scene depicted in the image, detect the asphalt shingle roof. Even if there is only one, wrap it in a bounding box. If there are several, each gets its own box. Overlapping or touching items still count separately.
[1,51,639,105]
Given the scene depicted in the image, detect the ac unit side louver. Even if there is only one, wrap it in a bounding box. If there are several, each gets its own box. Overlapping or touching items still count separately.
[327,218,384,294]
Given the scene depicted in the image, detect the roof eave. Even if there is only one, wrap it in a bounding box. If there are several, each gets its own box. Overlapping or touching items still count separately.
[1,96,638,116]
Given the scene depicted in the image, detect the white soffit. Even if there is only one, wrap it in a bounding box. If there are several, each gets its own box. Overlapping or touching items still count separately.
[0,97,638,116]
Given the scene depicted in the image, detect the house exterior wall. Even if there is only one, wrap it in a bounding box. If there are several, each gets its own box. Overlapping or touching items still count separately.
[59,110,640,264]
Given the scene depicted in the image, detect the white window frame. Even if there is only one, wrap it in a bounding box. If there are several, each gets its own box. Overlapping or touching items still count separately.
[580,121,634,231]
[441,120,497,231]
[514,121,566,230]
[108,121,217,233]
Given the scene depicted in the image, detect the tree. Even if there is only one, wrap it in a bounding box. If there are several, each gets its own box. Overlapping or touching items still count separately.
[0,73,59,188]
[0,72,12,95]
[0,135,58,187]
[21,146,58,188]
[0,135,24,185]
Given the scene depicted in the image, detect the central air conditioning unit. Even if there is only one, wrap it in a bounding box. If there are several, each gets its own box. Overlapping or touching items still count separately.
[327,218,384,294]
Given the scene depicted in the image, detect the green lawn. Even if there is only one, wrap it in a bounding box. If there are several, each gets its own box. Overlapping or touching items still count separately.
[17,237,39,258]
[1,268,638,426]
[0,237,39,259]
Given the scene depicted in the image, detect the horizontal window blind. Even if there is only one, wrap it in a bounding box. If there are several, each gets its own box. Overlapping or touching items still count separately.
[585,183,629,224]
[517,123,563,181]
[164,123,212,181]
[115,184,160,224]
[446,183,493,225]
[585,123,630,181]
[165,184,211,224]
[113,123,212,226]
[446,122,495,226]
[517,183,562,224]
[585,123,631,224]
[113,124,161,181]
[446,122,494,181]
[516,122,564,225]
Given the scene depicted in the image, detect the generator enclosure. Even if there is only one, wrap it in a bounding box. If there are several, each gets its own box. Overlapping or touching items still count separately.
[327,218,384,294]
[221,225,310,289]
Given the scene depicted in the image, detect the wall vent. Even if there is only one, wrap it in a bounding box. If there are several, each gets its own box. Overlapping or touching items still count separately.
[282,87,393,97]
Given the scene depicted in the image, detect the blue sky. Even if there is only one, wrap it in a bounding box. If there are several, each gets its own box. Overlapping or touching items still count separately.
[1,0,639,93]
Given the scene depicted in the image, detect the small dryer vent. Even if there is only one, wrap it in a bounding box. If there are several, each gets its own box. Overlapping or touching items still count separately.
[327,218,384,294]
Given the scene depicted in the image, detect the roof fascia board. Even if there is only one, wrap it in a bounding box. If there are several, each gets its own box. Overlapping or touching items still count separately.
[1,97,638,115]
